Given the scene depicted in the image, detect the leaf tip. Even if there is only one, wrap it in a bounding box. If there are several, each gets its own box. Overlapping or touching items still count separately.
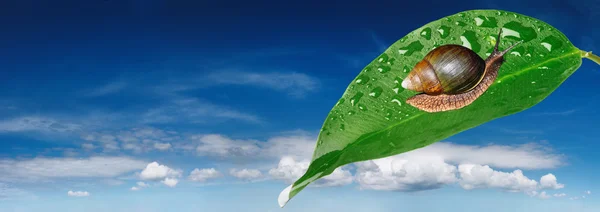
[278,184,293,208]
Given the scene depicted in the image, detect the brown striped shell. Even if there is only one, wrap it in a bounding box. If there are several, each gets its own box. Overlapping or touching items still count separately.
[401,45,486,95]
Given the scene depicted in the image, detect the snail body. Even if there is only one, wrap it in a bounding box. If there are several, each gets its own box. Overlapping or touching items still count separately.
[401,29,522,113]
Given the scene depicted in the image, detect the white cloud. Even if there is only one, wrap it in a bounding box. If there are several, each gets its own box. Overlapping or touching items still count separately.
[188,168,222,182]
[81,143,95,150]
[67,190,90,197]
[458,164,538,193]
[191,132,315,160]
[406,142,563,170]
[355,155,457,191]
[194,134,260,157]
[540,174,564,189]
[585,190,591,195]
[260,133,316,160]
[269,156,352,187]
[139,162,182,181]
[538,191,551,199]
[154,143,172,151]
[0,157,147,182]
[554,193,567,197]
[131,181,149,191]
[352,141,564,193]
[162,178,178,187]
[268,157,307,184]
[229,169,263,180]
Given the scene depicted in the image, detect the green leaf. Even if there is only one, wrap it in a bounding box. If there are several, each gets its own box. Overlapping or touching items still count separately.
[278,9,600,207]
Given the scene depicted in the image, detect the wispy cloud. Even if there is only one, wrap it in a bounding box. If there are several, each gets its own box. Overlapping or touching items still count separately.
[161,71,320,98]
[0,156,147,183]
[84,81,128,97]
[140,97,261,124]
[0,183,36,201]
[0,116,81,133]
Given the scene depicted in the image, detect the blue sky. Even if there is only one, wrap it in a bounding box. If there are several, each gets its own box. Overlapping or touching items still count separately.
[1,0,600,211]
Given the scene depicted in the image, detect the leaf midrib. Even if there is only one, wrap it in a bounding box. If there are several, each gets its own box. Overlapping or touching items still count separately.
[309,48,581,176]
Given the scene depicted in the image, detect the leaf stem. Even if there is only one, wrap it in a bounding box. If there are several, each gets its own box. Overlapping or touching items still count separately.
[581,50,600,65]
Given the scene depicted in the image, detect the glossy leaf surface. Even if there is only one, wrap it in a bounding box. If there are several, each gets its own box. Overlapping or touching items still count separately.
[278,9,597,207]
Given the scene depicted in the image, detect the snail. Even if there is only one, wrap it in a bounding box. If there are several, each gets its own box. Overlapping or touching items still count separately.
[401,28,522,113]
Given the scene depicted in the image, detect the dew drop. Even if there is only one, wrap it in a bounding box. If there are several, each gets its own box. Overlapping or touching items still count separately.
[537,66,549,70]
[437,25,451,38]
[355,75,370,85]
[397,41,424,56]
[336,98,345,106]
[340,124,345,131]
[377,65,391,73]
[486,35,497,47]
[460,36,471,49]
[391,99,402,106]
[393,77,405,94]
[420,28,432,40]
[350,92,364,106]
[358,104,367,111]
[540,36,563,52]
[454,21,467,26]
[510,51,521,56]
[541,43,552,51]
[377,54,389,63]
[473,16,498,28]
[461,31,481,52]
[502,21,538,42]
[385,109,394,120]
[501,28,521,38]
[531,81,536,84]
[474,17,484,26]
[369,87,383,98]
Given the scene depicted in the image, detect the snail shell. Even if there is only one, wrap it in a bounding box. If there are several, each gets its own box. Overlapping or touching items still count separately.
[401,45,486,95]
[402,29,522,113]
